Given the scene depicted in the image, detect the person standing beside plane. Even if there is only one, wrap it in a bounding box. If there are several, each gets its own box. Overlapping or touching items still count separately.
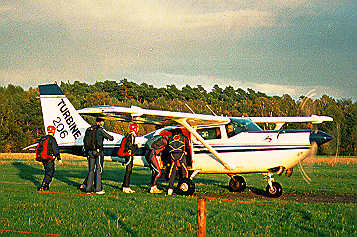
[166,128,190,195]
[83,117,114,194]
[119,123,139,193]
[36,125,62,191]
[145,134,169,194]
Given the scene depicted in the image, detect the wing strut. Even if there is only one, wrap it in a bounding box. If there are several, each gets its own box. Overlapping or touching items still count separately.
[176,119,232,170]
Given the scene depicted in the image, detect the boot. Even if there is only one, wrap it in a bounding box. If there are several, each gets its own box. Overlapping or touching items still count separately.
[43,183,50,191]
[37,183,48,191]
[79,184,86,192]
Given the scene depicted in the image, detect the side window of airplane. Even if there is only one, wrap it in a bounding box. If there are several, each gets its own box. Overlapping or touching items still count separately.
[226,120,248,138]
[197,127,221,140]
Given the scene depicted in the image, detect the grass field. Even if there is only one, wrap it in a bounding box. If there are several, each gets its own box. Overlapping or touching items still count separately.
[0,155,356,236]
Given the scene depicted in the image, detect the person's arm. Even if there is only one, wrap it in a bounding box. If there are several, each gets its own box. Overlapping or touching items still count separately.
[50,137,61,161]
[99,128,114,141]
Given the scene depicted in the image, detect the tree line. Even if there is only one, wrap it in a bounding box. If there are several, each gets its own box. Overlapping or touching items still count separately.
[1,79,356,156]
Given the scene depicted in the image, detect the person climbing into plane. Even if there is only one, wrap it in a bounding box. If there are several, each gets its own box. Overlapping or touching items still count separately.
[166,128,190,195]
[82,117,114,194]
[145,134,170,194]
[36,125,62,191]
[118,123,139,193]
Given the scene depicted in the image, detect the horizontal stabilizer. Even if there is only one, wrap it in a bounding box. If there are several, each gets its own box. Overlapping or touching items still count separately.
[23,143,38,151]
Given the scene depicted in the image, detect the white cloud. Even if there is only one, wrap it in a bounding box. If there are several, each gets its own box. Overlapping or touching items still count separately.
[122,72,342,100]
[0,0,355,101]
[0,69,351,101]
[19,1,275,33]
[0,68,85,89]
[0,6,15,13]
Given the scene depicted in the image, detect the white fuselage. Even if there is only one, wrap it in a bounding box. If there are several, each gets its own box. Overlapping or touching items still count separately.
[38,84,329,177]
[106,125,312,174]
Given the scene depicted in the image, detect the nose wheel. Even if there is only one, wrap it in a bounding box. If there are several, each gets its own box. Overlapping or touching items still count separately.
[266,182,282,197]
[228,175,246,192]
[265,174,283,197]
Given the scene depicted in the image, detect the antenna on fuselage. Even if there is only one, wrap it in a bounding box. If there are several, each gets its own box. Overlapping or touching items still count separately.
[185,103,195,114]
[206,104,217,116]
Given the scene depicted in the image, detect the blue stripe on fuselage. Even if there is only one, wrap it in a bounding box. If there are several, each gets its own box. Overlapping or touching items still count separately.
[60,144,310,157]
[193,145,310,154]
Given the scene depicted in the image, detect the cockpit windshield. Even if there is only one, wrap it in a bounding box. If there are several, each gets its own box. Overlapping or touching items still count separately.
[226,118,262,138]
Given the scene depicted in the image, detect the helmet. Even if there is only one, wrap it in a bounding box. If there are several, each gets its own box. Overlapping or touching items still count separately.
[129,123,139,133]
[47,125,56,134]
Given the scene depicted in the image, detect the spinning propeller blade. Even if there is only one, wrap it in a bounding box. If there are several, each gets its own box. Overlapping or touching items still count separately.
[298,142,318,184]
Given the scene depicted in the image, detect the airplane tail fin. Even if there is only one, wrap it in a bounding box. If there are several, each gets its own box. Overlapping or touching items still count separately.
[38,84,90,146]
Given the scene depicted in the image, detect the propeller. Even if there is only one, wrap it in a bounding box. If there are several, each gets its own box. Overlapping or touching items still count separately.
[297,142,318,184]
[297,89,318,183]
[333,122,341,165]
[297,89,339,183]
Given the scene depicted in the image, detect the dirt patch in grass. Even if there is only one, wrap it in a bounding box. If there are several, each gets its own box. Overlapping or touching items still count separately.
[278,192,357,203]
[199,189,357,204]
[304,156,357,164]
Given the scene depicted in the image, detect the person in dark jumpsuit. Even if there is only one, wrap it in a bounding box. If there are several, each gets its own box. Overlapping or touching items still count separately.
[121,123,139,193]
[167,128,190,195]
[84,118,114,194]
[37,125,62,191]
[145,134,169,193]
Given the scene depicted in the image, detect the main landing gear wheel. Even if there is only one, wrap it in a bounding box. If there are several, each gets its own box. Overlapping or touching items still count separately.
[229,175,246,192]
[266,182,283,198]
[177,178,195,196]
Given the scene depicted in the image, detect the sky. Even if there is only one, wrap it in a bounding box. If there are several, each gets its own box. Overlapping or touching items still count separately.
[1,0,356,101]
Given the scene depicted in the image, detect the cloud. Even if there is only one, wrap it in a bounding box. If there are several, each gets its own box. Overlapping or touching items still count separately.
[175,10,274,31]
[124,72,343,100]
[0,6,15,13]
[0,64,352,101]
[0,68,83,88]
[0,0,355,101]
[18,1,275,33]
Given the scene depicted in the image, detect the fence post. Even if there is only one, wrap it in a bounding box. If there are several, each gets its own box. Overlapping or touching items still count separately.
[197,198,206,237]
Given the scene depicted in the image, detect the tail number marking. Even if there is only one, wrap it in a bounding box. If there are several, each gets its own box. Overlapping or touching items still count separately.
[53,117,69,138]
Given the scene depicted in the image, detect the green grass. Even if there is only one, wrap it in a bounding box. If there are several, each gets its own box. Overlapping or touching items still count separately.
[0,159,356,236]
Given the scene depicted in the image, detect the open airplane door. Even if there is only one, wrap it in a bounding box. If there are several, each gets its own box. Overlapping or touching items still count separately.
[176,119,232,170]
[181,128,193,168]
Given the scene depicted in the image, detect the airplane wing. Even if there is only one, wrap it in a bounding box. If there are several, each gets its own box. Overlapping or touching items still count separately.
[78,105,232,169]
[249,115,333,130]
[78,105,230,127]
[249,115,333,124]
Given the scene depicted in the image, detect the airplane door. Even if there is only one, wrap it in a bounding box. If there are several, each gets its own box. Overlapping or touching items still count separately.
[181,129,193,168]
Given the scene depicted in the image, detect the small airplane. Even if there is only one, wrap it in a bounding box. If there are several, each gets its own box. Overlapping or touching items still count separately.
[31,84,333,197]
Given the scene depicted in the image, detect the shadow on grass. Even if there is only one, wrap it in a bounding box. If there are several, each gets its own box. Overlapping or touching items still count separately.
[12,161,233,194]
[12,161,86,189]
[12,162,42,187]
[217,183,271,197]
[249,187,270,197]
[11,161,154,191]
